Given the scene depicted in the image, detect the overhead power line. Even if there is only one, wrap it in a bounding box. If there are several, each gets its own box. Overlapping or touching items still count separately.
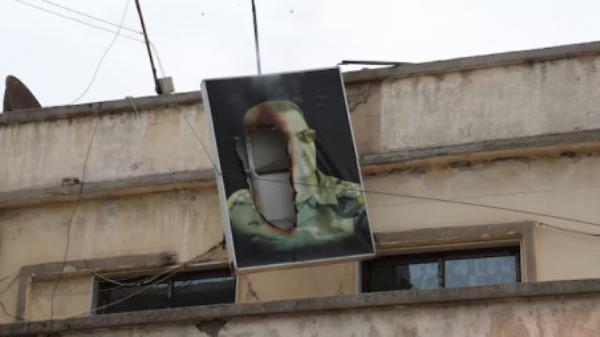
[177,114,600,233]
[68,0,131,104]
[12,0,166,77]
[13,0,141,41]
[255,176,600,231]
[39,0,141,34]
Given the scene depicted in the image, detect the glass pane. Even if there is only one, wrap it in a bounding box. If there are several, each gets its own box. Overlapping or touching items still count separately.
[445,255,517,288]
[367,261,438,291]
[408,263,439,289]
[97,279,169,314]
[170,272,236,307]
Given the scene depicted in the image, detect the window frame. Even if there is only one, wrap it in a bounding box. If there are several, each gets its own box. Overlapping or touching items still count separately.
[360,245,522,293]
[361,245,521,292]
[357,222,538,294]
[92,266,237,315]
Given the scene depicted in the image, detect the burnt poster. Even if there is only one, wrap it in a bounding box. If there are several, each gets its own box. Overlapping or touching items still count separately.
[202,68,375,271]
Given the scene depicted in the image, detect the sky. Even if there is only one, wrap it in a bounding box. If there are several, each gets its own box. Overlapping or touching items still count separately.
[1,0,600,107]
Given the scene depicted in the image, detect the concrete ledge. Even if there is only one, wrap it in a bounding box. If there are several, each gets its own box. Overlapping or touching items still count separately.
[344,40,600,83]
[2,41,600,125]
[2,129,600,209]
[362,128,600,169]
[1,278,599,336]
[0,169,215,210]
[375,222,531,251]
[0,91,203,126]
[375,222,537,282]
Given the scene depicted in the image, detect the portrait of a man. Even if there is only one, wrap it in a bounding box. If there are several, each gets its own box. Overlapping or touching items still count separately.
[203,68,375,270]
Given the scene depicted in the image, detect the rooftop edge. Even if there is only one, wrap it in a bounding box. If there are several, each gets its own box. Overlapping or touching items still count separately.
[3,41,600,125]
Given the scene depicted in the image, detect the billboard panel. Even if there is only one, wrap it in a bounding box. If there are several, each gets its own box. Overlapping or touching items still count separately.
[202,68,375,271]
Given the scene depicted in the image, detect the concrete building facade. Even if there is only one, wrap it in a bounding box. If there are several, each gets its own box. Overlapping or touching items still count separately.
[1,41,600,336]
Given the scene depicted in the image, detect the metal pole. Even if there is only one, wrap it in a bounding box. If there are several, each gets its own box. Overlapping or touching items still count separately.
[134,0,162,94]
[251,0,262,75]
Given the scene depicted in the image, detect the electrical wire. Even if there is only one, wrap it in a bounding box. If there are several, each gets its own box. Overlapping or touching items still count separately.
[12,0,167,78]
[76,253,208,316]
[0,273,22,321]
[2,89,595,317]
[253,176,600,232]
[12,0,141,42]
[54,101,600,317]
[538,222,600,237]
[39,0,141,34]
[69,0,130,104]
[180,108,221,175]
[46,0,169,76]
[0,300,22,321]
[48,116,100,319]
[17,0,598,235]
[175,103,600,234]
[0,271,19,284]
[149,41,167,78]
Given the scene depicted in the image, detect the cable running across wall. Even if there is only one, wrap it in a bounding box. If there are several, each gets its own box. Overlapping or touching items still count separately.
[28,109,598,319]
[178,116,600,234]
[48,115,100,319]
[254,176,600,232]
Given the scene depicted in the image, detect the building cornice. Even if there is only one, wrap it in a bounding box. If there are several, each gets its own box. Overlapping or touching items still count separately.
[0,91,203,126]
[343,40,600,83]
[2,129,600,210]
[2,41,600,125]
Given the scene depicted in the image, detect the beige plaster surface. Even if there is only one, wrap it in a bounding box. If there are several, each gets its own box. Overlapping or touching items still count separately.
[25,276,92,320]
[237,263,356,303]
[0,189,224,323]
[3,151,600,323]
[62,295,600,337]
[3,53,600,324]
[380,56,600,151]
[0,104,212,193]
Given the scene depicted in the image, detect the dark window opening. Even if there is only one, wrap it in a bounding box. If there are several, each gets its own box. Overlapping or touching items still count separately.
[95,269,235,314]
[362,246,520,293]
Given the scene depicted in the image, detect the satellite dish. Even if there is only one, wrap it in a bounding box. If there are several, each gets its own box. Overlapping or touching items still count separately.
[3,75,41,112]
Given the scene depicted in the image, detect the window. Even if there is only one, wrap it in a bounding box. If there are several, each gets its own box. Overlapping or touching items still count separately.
[95,269,235,314]
[362,246,520,292]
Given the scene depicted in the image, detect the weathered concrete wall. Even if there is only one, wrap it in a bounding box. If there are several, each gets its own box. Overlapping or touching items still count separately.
[0,103,212,193]
[4,280,600,337]
[5,54,600,191]
[25,276,92,321]
[379,56,600,152]
[366,153,600,282]
[367,154,600,235]
[3,152,600,322]
[0,189,225,322]
[3,44,600,324]
[93,296,595,337]
[0,188,356,322]
[237,263,356,303]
